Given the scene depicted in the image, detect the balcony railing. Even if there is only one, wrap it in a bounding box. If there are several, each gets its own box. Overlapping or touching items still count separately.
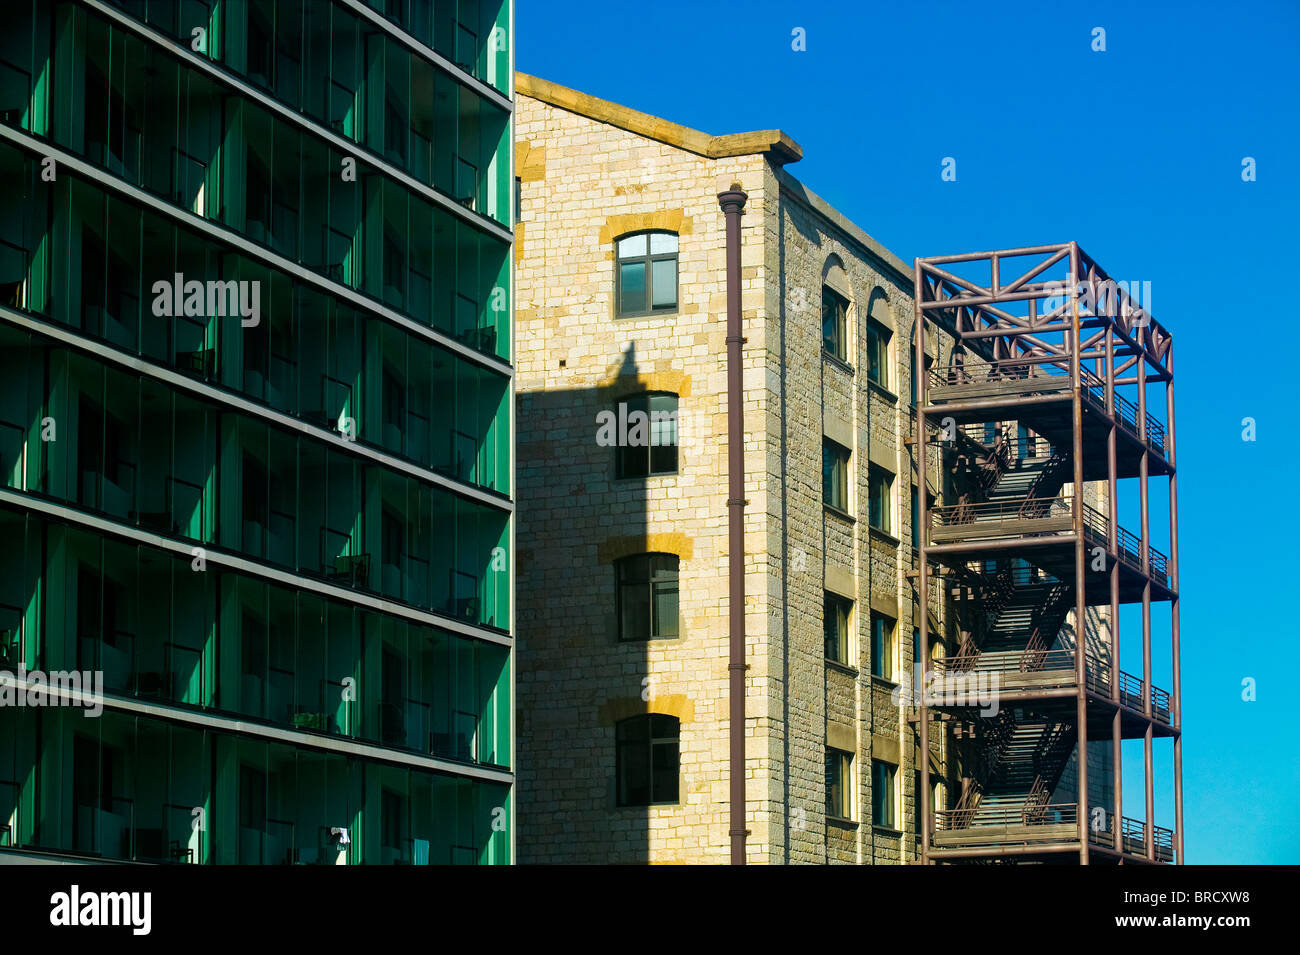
[1085,814,1175,862]
[924,359,1168,459]
[1082,373,1167,458]
[936,802,1078,831]
[1080,503,1169,585]
[930,496,1071,540]
[929,357,1070,391]
[1119,670,1173,723]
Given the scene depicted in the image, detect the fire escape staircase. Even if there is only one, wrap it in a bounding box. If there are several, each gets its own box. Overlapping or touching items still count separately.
[950,716,1077,832]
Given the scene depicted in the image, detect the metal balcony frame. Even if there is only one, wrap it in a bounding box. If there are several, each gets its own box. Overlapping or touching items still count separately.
[914,242,1182,865]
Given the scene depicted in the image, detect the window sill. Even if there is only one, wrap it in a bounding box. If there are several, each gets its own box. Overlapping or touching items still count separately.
[870,674,900,691]
[868,525,900,547]
[614,310,680,322]
[822,350,854,375]
[872,825,904,838]
[867,379,898,403]
[613,471,680,483]
[826,659,859,678]
[824,504,856,524]
[827,816,859,830]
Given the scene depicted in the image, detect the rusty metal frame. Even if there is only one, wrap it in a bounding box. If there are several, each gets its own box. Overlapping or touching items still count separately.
[914,242,1182,865]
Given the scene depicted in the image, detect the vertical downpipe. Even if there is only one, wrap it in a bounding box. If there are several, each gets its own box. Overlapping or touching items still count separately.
[718,185,749,865]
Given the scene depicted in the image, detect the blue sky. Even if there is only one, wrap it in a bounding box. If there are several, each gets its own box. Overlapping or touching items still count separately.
[518,0,1300,864]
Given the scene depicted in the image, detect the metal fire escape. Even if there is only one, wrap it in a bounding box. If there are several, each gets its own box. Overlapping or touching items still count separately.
[913,243,1182,864]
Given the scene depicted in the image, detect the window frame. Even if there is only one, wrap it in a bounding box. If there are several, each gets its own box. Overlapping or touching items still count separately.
[868,465,893,534]
[871,610,896,681]
[826,748,854,821]
[822,438,851,514]
[616,714,681,806]
[613,391,679,479]
[821,285,850,362]
[866,318,893,390]
[824,592,853,665]
[872,758,897,830]
[615,553,680,642]
[615,230,679,318]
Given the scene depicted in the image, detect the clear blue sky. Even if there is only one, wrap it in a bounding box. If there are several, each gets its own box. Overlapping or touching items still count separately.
[518,0,1300,864]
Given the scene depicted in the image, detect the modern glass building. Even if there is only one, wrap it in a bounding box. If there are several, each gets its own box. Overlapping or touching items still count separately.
[0,0,514,864]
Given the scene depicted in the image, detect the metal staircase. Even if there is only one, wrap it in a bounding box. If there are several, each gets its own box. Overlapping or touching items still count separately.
[915,242,1182,865]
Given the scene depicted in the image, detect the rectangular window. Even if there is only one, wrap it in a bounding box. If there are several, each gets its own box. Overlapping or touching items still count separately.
[871,611,895,681]
[822,286,848,361]
[868,466,893,534]
[824,593,852,664]
[614,393,679,478]
[826,748,853,820]
[867,319,892,389]
[823,438,850,513]
[913,771,922,834]
[910,486,920,550]
[617,715,680,806]
[617,554,679,641]
[616,232,678,317]
[872,759,896,829]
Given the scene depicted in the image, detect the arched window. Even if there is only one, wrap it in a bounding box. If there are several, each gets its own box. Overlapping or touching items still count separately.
[616,714,680,805]
[866,289,894,389]
[615,231,678,317]
[822,257,852,362]
[613,392,678,478]
[616,553,679,640]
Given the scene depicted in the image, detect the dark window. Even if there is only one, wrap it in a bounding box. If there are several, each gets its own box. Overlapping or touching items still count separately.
[616,231,678,317]
[871,611,895,681]
[241,611,266,680]
[822,286,849,361]
[616,554,679,641]
[616,714,680,805]
[382,509,403,569]
[243,454,269,532]
[868,465,893,534]
[824,593,852,664]
[913,771,923,834]
[910,486,920,550]
[873,759,896,829]
[823,438,850,512]
[867,319,892,388]
[826,748,852,820]
[239,765,267,832]
[614,392,678,478]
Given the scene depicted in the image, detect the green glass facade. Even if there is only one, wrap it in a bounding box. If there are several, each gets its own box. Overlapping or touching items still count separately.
[0,0,513,864]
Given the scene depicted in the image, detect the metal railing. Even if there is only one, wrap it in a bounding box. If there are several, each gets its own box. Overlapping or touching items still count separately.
[1154,824,1175,862]
[931,496,1071,527]
[1082,378,1168,457]
[933,648,1075,676]
[1081,504,1170,584]
[936,802,1078,831]
[930,356,1070,390]
[1119,670,1173,723]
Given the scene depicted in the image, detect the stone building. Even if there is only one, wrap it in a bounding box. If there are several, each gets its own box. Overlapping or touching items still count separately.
[512,74,1113,863]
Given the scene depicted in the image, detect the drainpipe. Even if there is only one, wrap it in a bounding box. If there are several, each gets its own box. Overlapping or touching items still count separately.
[718,184,748,865]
